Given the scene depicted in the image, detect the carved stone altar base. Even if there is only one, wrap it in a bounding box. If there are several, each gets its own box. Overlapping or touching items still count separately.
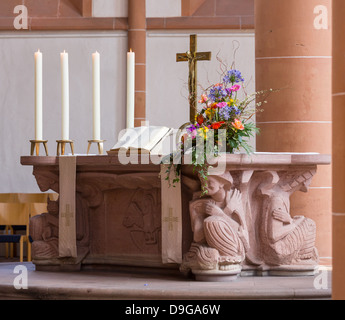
[21,152,330,280]
[179,152,330,280]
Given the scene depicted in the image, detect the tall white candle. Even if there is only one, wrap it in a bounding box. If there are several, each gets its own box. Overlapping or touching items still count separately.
[92,51,101,140]
[126,49,135,129]
[34,49,43,140]
[60,50,69,141]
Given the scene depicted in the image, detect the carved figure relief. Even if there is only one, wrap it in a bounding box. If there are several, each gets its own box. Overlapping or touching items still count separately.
[182,167,320,277]
[30,169,91,260]
[30,197,59,259]
[258,170,319,266]
[123,189,161,250]
[182,171,250,272]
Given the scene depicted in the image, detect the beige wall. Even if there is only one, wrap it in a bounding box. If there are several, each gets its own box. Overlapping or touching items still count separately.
[146,0,181,17]
[92,0,182,18]
[92,0,128,17]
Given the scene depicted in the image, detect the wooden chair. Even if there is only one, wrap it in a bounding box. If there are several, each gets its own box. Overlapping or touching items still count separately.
[0,224,11,258]
[0,194,19,258]
[17,193,54,218]
[0,203,29,262]
[0,194,20,203]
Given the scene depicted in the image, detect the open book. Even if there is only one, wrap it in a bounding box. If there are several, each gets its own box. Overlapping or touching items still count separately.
[107,126,173,155]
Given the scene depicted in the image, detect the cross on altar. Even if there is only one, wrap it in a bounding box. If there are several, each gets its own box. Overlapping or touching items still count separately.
[177,34,211,122]
[163,208,179,232]
[61,204,74,227]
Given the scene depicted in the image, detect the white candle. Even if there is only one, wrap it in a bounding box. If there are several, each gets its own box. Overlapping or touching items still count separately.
[126,49,135,129]
[34,49,43,140]
[60,50,69,141]
[92,51,101,140]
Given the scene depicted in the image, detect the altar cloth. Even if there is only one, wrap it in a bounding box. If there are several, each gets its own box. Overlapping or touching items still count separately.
[58,156,77,258]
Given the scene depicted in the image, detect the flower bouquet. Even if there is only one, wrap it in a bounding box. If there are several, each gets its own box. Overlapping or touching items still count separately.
[184,68,259,155]
[165,67,271,194]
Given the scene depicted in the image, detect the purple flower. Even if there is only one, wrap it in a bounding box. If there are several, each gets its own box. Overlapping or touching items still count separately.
[226,88,233,95]
[218,106,231,120]
[223,69,244,84]
[218,105,241,120]
[208,85,227,102]
[186,124,196,133]
[186,124,197,138]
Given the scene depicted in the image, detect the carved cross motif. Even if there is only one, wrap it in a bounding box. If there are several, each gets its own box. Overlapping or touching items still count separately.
[176,34,211,122]
[61,204,74,227]
[163,208,179,232]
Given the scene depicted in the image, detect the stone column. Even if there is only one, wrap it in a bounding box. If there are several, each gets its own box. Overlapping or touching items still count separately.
[128,0,146,127]
[255,1,332,259]
[332,0,345,300]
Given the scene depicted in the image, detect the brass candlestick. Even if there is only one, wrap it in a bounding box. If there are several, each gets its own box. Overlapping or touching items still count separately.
[56,140,74,156]
[30,140,49,156]
[87,139,105,155]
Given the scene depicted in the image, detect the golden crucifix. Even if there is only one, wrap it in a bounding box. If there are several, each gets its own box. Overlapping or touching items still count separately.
[177,34,211,122]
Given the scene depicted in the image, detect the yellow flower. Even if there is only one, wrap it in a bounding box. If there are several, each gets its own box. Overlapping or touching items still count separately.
[197,126,209,139]
[205,108,212,118]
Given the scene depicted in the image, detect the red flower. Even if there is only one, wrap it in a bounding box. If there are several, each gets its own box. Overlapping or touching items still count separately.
[211,121,225,129]
[197,115,204,125]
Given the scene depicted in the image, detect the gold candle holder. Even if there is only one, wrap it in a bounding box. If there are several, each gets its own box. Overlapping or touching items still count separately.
[87,140,105,155]
[56,140,74,156]
[30,140,49,156]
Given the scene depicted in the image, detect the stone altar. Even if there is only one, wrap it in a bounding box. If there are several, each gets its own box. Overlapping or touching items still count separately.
[21,152,330,279]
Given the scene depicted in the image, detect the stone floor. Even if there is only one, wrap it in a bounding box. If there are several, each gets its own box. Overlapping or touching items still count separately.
[0,259,332,300]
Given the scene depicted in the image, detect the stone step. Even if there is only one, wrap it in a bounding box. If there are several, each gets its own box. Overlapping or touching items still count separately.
[0,262,332,300]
